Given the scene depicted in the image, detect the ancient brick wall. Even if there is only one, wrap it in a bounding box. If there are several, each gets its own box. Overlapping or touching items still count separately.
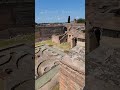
[59,46,85,90]
[0,1,34,39]
[59,63,85,90]
[36,26,66,41]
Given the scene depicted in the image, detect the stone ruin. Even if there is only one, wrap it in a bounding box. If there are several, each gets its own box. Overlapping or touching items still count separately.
[35,44,85,90]
[35,25,67,41]
[35,23,85,90]
[0,43,67,90]
[0,43,34,90]
[52,23,85,48]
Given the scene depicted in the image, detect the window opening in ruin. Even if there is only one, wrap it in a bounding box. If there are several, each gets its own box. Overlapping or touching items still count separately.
[69,35,71,38]
[75,38,77,46]
[94,27,101,46]
[78,38,85,42]
[66,39,67,41]
[64,27,67,31]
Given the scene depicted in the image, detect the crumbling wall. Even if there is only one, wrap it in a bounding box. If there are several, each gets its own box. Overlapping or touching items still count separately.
[52,35,60,44]
[52,34,67,44]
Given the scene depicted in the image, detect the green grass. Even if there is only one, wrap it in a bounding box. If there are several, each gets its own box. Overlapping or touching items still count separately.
[35,40,57,46]
[57,42,71,51]
[35,40,71,51]
[0,34,34,48]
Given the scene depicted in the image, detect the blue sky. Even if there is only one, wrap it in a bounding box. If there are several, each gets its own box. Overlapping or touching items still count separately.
[35,0,85,23]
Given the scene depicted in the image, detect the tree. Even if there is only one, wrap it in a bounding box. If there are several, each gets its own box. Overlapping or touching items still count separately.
[77,18,85,23]
[68,16,70,23]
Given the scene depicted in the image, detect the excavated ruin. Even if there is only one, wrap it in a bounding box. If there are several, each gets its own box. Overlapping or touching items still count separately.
[35,45,85,90]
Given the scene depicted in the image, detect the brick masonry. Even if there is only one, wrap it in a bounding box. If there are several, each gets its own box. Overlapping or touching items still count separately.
[59,62,85,90]
[35,26,66,41]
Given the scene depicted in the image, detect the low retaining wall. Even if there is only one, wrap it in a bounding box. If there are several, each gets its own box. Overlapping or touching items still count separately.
[35,66,60,90]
